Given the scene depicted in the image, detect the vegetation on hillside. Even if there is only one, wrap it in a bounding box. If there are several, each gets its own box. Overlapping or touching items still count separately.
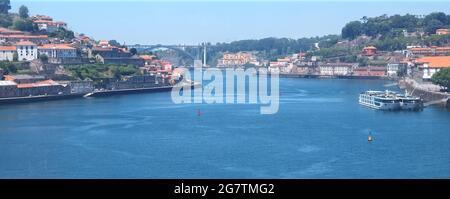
[66,64,141,81]
[432,67,450,91]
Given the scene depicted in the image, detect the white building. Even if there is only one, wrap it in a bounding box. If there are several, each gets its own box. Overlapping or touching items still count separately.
[415,56,450,80]
[38,44,77,58]
[0,46,16,61]
[15,41,38,61]
[319,63,355,76]
[34,20,67,33]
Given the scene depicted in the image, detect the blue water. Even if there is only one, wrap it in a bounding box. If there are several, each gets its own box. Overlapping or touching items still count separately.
[0,78,449,178]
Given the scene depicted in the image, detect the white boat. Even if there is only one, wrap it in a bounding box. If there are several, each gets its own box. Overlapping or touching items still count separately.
[396,91,423,111]
[359,90,401,110]
[359,90,423,111]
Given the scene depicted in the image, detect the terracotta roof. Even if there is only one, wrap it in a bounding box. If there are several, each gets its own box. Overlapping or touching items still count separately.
[17,80,59,88]
[38,44,75,50]
[139,55,155,60]
[0,46,16,51]
[415,56,450,68]
[15,41,37,46]
[0,34,48,39]
[0,27,23,34]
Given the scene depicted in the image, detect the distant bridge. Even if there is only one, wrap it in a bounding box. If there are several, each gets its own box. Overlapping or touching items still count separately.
[127,44,208,66]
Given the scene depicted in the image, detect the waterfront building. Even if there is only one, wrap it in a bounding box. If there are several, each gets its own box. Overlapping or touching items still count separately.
[4,75,46,84]
[0,79,70,98]
[319,63,355,76]
[217,52,256,67]
[387,63,407,77]
[33,20,67,33]
[362,46,377,56]
[352,66,387,77]
[436,28,450,35]
[15,41,38,61]
[414,56,450,80]
[0,45,16,61]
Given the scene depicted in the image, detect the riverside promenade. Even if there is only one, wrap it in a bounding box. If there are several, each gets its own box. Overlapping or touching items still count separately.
[399,78,450,108]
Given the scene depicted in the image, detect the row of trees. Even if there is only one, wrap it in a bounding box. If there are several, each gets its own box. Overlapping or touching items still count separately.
[342,12,450,40]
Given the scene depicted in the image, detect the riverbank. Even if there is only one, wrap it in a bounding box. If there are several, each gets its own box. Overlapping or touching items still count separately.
[399,78,450,108]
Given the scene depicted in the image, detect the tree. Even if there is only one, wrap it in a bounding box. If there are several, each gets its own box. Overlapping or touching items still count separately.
[342,21,363,40]
[49,28,75,40]
[425,19,444,35]
[0,13,12,27]
[431,67,450,91]
[109,40,122,47]
[39,54,48,63]
[12,51,18,62]
[0,0,11,14]
[19,5,29,19]
[0,61,17,74]
[129,48,137,55]
[13,19,34,31]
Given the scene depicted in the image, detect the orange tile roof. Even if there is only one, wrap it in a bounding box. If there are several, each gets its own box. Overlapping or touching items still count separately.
[0,34,48,39]
[139,55,155,60]
[17,80,59,88]
[0,46,16,51]
[415,56,450,68]
[38,44,75,50]
[15,41,36,46]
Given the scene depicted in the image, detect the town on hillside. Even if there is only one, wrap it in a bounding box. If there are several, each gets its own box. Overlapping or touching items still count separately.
[0,2,449,104]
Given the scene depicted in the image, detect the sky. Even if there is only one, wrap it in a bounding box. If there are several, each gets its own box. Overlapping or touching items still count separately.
[10,0,450,45]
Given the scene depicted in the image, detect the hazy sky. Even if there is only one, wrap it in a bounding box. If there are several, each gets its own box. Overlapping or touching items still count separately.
[10,0,450,45]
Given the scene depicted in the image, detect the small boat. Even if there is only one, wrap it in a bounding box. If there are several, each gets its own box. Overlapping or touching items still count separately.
[368,132,373,142]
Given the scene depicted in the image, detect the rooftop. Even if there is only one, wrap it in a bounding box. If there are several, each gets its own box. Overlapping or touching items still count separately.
[415,56,450,68]
[0,81,17,86]
[0,46,17,51]
[15,41,37,46]
[38,44,75,50]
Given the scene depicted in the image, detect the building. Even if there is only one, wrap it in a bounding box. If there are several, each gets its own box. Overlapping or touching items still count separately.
[436,28,450,35]
[217,52,255,67]
[319,63,355,76]
[407,46,450,57]
[0,79,70,98]
[31,15,67,33]
[96,54,144,66]
[38,44,77,58]
[139,55,156,66]
[387,63,407,77]
[362,46,377,56]
[0,27,24,35]
[0,34,49,44]
[14,41,38,61]
[415,56,450,80]
[352,66,386,77]
[4,74,46,84]
[0,45,16,61]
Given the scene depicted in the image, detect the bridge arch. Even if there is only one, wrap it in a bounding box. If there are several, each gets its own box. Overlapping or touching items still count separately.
[135,45,197,61]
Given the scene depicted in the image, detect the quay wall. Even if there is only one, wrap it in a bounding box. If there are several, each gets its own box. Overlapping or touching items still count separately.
[399,79,450,108]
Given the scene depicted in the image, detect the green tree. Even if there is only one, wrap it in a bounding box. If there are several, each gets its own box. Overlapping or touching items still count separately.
[49,27,75,40]
[12,51,18,62]
[39,54,48,63]
[129,48,137,55]
[431,67,450,91]
[0,61,17,74]
[13,19,34,31]
[18,5,29,19]
[425,19,444,34]
[0,13,12,27]
[341,21,363,40]
[0,0,11,14]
